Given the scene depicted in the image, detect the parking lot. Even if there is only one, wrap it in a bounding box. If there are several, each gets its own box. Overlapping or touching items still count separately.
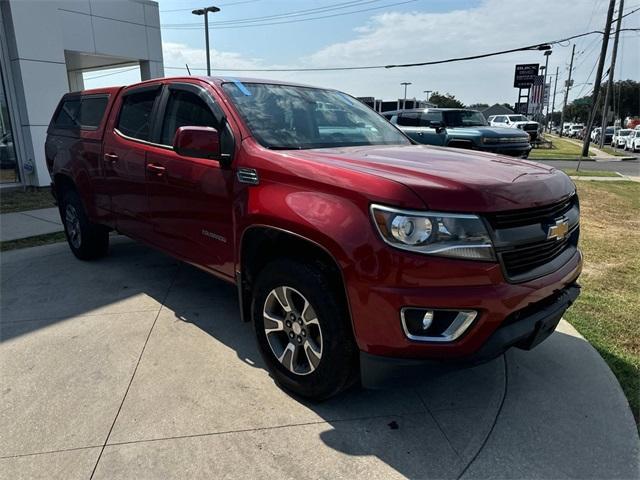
[1,237,638,479]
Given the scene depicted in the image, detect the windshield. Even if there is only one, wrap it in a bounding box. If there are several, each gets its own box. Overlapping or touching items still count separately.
[508,115,528,122]
[442,110,487,127]
[221,82,409,149]
[619,130,631,136]
[605,127,615,133]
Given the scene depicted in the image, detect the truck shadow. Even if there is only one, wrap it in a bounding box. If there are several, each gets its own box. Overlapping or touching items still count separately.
[1,238,636,478]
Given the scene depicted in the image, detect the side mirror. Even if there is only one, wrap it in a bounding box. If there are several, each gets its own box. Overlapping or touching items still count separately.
[429,121,445,133]
[173,126,221,160]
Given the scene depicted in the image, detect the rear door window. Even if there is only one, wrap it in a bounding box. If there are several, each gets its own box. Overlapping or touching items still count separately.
[53,98,81,128]
[117,89,159,141]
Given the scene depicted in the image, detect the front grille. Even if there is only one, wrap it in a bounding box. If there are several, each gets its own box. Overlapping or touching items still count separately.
[498,227,579,279]
[487,194,576,229]
[523,123,538,131]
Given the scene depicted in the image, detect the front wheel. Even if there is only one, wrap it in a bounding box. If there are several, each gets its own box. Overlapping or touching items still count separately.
[252,259,358,400]
[60,190,109,260]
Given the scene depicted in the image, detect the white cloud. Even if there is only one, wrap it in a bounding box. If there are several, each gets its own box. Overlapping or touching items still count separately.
[159,0,638,105]
[162,41,265,73]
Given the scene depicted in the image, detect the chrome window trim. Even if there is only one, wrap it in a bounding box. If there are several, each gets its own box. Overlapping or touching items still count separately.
[400,308,477,342]
[114,128,172,150]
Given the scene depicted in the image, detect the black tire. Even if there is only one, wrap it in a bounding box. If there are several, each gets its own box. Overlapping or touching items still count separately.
[252,259,358,400]
[60,190,109,260]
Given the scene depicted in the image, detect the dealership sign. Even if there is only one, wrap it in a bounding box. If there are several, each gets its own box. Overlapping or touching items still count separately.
[513,64,539,88]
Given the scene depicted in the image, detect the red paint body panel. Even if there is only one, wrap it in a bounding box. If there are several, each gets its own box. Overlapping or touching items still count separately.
[46,76,582,362]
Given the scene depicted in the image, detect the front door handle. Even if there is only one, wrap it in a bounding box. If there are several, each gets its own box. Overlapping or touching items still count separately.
[146,163,166,177]
[104,153,118,163]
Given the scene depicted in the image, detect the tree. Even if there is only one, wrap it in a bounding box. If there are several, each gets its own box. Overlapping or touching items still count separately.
[468,103,489,110]
[428,91,465,108]
[553,79,639,125]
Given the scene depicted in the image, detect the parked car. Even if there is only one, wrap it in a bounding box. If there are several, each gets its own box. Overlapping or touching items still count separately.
[624,130,640,152]
[45,77,582,400]
[595,126,616,145]
[568,124,584,138]
[487,114,540,141]
[590,127,601,142]
[385,108,531,158]
[612,129,632,148]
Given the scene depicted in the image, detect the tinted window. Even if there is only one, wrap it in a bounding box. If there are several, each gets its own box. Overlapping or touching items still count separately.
[422,111,443,125]
[160,89,218,146]
[442,110,487,127]
[397,112,421,127]
[76,97,108,128]
[53,96,108,129]
[53,98,81,128]
[117,89,159,141]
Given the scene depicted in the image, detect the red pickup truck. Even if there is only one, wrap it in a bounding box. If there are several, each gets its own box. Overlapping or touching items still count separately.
[46,77,581,399]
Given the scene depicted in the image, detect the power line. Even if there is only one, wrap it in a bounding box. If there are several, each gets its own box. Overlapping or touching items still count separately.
[162,29,637,73]
[162,0,421,29]
[162,0,384,26]
[160,0,260,13]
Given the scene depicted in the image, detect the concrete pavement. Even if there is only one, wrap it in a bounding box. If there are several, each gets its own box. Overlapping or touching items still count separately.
[1,237,638,479]
[0,207,63,242]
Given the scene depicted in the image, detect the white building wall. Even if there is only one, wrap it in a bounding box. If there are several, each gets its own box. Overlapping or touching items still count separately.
[1,0,164,187]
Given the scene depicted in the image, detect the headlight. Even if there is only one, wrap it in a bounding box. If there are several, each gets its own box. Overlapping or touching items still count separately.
[481,137,499,144]
[371,205,496,261]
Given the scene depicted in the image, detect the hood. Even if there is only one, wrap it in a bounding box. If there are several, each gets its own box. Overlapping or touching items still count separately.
[447,126,529,138]
[282,144,574,212]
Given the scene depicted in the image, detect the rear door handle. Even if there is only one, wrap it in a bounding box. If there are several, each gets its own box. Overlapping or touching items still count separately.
[146,163,166,177]
[104,153,119,163]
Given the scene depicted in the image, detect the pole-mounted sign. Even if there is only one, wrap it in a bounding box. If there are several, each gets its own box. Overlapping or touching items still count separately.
[513,64,539,88]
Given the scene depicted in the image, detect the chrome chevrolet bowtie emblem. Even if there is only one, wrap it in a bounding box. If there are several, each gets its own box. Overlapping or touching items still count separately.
[547,218,569,241]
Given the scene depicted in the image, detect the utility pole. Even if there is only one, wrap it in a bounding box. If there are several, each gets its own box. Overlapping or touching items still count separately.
[599,0,624,148]
[559,44,575,138]
[550,65,559,130]
[192,6,221,76]
[401,82,412,109]
[542,50,552,129]
[581,0,616,158]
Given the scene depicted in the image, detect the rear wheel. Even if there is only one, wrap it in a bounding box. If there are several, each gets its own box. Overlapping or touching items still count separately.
[252,259,358,400]
[60,190,109,260]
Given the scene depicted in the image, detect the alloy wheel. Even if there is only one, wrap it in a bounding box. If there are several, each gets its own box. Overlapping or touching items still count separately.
[65,204,82,249]
[262,286,323,376]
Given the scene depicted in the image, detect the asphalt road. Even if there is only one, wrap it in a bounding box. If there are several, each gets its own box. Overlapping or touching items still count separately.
[537,158,640,176]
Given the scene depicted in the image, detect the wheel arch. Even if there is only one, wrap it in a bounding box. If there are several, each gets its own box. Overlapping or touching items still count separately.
[237,225,352,329]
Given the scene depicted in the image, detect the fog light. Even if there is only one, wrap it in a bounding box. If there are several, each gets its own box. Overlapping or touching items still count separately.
[422,311,434,330]
[401,308,477,342]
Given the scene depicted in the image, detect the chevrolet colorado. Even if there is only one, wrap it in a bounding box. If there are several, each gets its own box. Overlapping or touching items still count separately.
[46,77,582,400]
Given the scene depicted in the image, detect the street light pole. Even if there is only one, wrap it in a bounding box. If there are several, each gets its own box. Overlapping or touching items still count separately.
[192,6,220,76]
[423,90,432,102]
[401,82,411,109]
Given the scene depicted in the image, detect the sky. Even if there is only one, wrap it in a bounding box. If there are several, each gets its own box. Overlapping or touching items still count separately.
[84,0,640,107]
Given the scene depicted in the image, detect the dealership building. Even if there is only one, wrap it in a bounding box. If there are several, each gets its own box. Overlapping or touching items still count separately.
[0,0,164,188]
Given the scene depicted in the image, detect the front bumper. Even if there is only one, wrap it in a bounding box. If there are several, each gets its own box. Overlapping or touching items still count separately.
[360,282,580,387]
[478,143,532,158]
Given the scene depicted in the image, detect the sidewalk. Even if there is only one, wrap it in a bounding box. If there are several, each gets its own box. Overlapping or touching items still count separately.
[0,207,63,242]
